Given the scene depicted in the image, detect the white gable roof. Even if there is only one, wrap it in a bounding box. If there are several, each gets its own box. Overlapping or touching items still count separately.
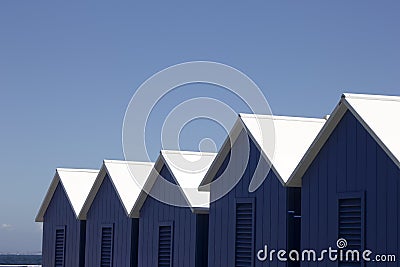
[240,114,326,183]
[287,93,400,187]
[199,114,326,190]
[36,168,99,222]
[344,93,400,164]
[79,160,154,219]
[130,150,217,216]
[161,150,217,209]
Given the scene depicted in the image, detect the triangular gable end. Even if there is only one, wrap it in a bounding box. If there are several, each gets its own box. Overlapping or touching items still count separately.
[130,155,165,218]
[161,150,217,212]
[130,151,217,217]
[287,93,400,187]
[343,93,400,167]
[200,114,326,190]
[240,114,326,184]
[35,168,98,222]
[79,160,154,219]
[106,160,154,216]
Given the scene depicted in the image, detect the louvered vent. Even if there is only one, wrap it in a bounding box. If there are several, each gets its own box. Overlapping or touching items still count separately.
[235,202,254,267]
[158,225,172,267]
[339,197,362,267]
[55,228,65,267]
[100,226,113,267]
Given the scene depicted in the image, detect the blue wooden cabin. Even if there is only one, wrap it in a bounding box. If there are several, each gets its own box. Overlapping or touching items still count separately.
[200,113,326,267]
[287,93,400,267]
[132,150,217,267]
[79,160,153,267]
[36,168,98,267]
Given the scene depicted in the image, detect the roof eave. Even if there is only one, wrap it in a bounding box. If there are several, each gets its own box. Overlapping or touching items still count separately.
[35,172,60,222]
[199,117,244,191]
[200,114,291,191]
[342,95,400,169]
[160,152,211,211]
[286,97,349,187]
[78,162,108,220]
[129,154,164,218]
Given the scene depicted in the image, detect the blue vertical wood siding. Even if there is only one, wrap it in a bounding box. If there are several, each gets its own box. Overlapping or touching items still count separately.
[138,165,209,267]
[85,175,138,267]
[301,111,400,267]
[208,129,301,267]
[42,183,85,267]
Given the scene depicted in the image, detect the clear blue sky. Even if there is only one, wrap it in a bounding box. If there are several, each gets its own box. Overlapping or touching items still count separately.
[0,1,399,253]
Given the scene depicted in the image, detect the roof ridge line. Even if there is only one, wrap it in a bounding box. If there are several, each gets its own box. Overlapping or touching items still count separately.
[161,150,218,156]
[239,113,327,122]
[56,168,98,173]
[104,159,154,165]
[343,93,400,102]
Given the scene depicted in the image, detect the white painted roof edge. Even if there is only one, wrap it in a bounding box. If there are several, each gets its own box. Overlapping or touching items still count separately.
[105,160,154,216]
[287,93,400,187]
[286,100,345,187]
[199,115,287,189]
[130,154,165,218]
[200,113,326,190]
[239,117,321,185]
[199,117,244,190]
[341,94,400,169]
[79,159,154,219]
[343,93,400,102]
[240,122,287,184]
[161,155,199,212]
[160,151,215,211]
[36,172,60,222]
[36,168,98,222]
[79,163,107,219]
[160,150,218,156]
[131,151,215,216]
[55,168,99,173]
[103,159,154,166]
[239,113,326,123]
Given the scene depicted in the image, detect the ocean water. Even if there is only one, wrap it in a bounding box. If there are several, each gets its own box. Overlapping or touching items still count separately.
[0,255,41,266]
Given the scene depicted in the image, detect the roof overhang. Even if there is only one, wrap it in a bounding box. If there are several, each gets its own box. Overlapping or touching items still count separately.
[130,151,215,217]
[36,168,98,222]
[80,160,154,219]
[199,114,286,192]
[199,117,245,191]
[287,93,400,187]
[79,163,109,219]
[35,172,62,222]
[130,154,166,218]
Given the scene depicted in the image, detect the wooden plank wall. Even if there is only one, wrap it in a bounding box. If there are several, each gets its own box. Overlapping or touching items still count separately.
[42,183,83,267]
[84,175,136,267]
[138,165,208,267]
[301,111,400,267]
[208,129,295,267]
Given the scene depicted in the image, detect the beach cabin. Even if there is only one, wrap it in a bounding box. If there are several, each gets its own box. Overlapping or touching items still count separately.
[287,93,400,266]
[36,168,98,267]
[200,113,326,267]
[132,150,217,267]
[80,160,153,267]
